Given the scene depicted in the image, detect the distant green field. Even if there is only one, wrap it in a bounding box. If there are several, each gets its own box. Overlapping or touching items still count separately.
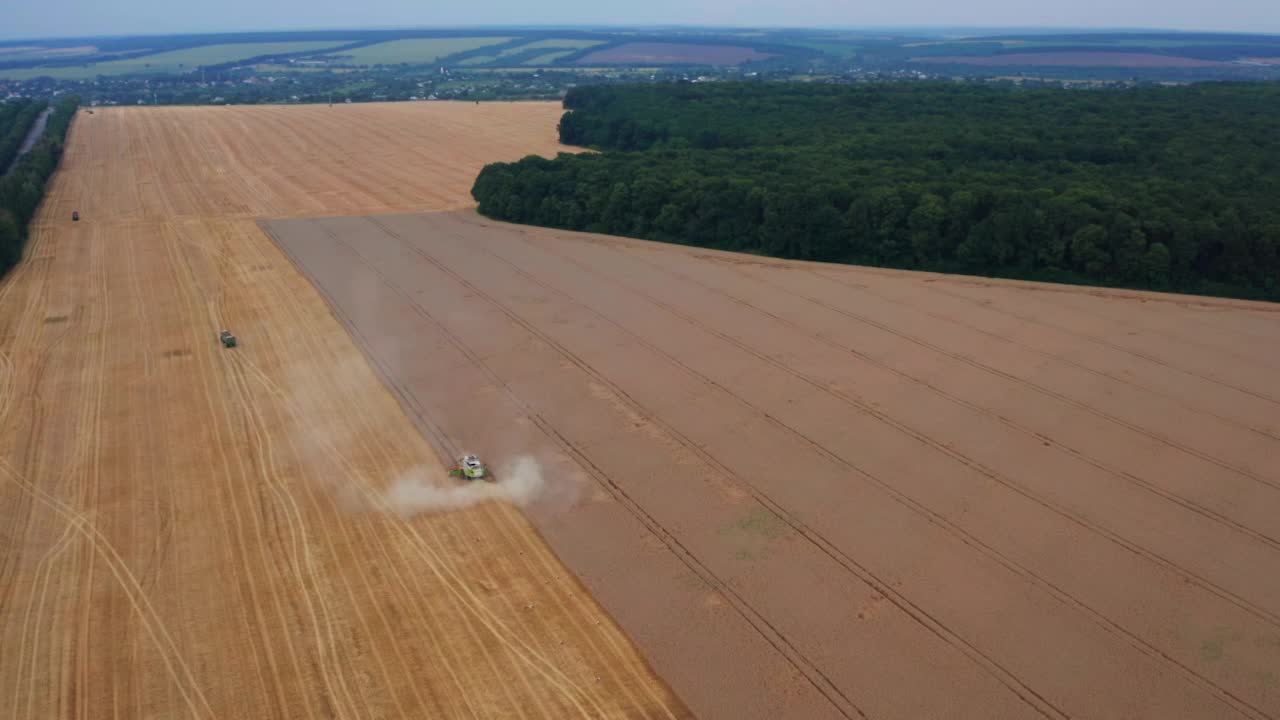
[903,39,1023,48]
[1008,38,1256,48]
[331,37,514,66]
[468,66,648,74]
[465,67,544,74]
[0,44,101,60]
[253,64,352,73]
[904,42,1007,57]
[460,39,607,67]
[909,37,1260,49]
[494,46,535,59]
[513,39,606,51]
[0,41,353,79]
[521,51,576,66]
[795,41,862,57]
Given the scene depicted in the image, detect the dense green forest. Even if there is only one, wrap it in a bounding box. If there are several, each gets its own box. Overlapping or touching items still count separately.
[473,83,1280,301]
[0,97,79,276]
[0,99,49,173]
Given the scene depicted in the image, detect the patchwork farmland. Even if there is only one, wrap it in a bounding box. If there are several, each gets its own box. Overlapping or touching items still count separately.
[1,99,1279,720]
[574,42,776,65]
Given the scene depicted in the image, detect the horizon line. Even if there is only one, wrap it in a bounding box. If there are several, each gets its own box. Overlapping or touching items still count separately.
[3,23,1279,45]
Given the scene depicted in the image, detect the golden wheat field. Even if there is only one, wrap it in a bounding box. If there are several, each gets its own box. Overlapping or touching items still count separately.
[0,102,688,720]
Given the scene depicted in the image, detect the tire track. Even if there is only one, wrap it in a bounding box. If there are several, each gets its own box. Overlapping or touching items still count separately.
[224,356,365,718]
[578,232,1280,615]
[173,222,369,719]
[366,215,1070,720]
[0,459,215,719]
[570,232,1280,551]
[902,277,1280,404]
[12,216,104,720]
[256,223,620,719]
[468,220,1277,720]
[152,222,297,720]
[77,213,111,720]
[227,286,533,720]
[222,228,555,720]
[840,274,1280,443]
[0,224,57,625]
[297,220,868,720]
[227,221,465,719]
[161,223,322,719]
[9,506,82,720]
[270,222,581,712]
[757,265,1280,494]
[943,278,1280,369]
[7,104,689,720]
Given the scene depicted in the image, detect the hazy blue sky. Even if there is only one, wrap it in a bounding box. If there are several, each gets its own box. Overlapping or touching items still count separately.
[4,0,1278,40]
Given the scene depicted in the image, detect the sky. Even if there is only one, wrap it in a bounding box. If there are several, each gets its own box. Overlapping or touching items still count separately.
[4,0,1278,40]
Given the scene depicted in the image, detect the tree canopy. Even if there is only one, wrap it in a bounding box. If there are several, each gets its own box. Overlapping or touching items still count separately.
[0,96,79,276]
[474,82,1280,301]
[0,99,49,173]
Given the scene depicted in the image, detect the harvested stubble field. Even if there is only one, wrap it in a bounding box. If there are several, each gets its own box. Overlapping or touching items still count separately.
[0,102,687,719]
[574,42,775,65]
[2,99,1279,720]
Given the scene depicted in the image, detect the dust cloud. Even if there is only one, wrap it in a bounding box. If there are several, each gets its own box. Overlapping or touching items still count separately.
[282,347,549,517]
[382,454,546,518]
[281,251,554,519]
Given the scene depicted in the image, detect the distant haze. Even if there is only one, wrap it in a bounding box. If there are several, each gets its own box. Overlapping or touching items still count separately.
[3,0,1278,41]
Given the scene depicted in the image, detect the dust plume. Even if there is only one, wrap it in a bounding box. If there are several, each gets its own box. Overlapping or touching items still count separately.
[282,257,555,518]
[382,454,546,518]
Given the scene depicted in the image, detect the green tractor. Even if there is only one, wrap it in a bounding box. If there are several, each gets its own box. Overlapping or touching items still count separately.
[219,330,237,348]
[449,454,491,482]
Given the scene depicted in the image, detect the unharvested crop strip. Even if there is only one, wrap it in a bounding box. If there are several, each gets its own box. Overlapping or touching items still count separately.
[495,225,1274,720]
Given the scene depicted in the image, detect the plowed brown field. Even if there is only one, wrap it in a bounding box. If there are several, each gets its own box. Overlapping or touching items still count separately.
[268,210,1280,720]
[0,103,688,719]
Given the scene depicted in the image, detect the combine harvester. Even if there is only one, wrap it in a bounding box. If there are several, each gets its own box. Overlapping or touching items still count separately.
[450,454,493,482]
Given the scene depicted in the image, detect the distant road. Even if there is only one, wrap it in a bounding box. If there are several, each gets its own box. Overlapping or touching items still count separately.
[4,106,53,175]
